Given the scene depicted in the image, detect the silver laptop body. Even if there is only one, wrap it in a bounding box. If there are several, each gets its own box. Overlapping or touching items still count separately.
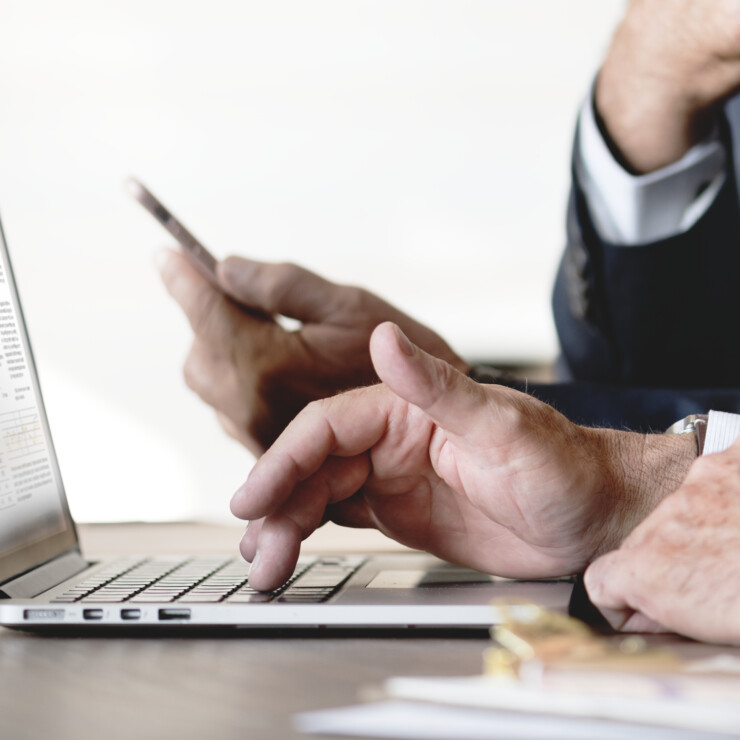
[0,214,571,631]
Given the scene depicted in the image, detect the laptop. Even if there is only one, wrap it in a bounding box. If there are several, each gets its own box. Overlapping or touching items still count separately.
[0,214,571,631]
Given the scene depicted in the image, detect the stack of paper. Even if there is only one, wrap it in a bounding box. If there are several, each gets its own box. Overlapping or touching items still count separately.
[296,666,740,739]
[296,606,740,738]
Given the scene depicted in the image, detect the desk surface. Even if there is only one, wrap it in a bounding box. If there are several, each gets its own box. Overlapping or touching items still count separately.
[0,522,733,740]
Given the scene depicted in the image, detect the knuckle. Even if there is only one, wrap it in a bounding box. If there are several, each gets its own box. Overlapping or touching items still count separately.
[182,345,230,399]
[221,255,245,273]
[157,251,178,287]
[432,355,458,393]
[190,288,227,338]
[265,262,303,299]
[336,285,374,315]
[304,396,330,418]
[489,389,543,436]
[625,552,674,613]
[182,350,205,393]
[227,393,258,436]
[583,564,606,601]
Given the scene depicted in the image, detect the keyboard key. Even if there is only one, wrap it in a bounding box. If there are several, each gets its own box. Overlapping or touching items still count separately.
[226,592,273,603]
[57,555,365,608]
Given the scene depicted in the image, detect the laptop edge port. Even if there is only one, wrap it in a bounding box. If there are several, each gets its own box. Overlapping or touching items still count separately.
[158,608,191,621]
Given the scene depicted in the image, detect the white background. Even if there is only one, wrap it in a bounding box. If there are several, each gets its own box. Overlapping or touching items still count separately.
[0,0,625,522]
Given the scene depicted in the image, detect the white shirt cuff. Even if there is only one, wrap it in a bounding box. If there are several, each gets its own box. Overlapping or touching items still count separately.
[704,410,740,455]
[575,93,727,246]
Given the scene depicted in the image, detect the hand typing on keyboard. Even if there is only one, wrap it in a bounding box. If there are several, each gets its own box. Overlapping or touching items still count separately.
[230,323,694,598]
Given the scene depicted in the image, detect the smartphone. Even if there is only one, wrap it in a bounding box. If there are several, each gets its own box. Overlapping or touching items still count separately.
[126,177,219,287]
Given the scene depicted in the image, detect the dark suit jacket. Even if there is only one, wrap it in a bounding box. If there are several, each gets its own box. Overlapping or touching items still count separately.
[521,97,740,431]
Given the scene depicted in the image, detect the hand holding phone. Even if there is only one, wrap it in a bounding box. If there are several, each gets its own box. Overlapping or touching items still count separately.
[126,177,219,288]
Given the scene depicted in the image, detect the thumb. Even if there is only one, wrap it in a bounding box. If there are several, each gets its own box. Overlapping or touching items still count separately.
[217,256,345,323]
[369,322,489,438]
[585,555,669,633]
[583,552,639,631]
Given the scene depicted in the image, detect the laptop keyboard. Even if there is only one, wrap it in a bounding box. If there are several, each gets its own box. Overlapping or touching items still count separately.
[50,555,365,605]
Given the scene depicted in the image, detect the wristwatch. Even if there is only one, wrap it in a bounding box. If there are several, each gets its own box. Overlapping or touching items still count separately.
[665,414,708,455]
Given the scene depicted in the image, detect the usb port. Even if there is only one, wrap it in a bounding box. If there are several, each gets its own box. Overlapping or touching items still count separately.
[120,609,141,621]
[83,609,104,620]
[24,609,64,621]
[158,608,191,621]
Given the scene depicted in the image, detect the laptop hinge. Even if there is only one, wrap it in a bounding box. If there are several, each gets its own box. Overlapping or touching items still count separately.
[0,550,88,599]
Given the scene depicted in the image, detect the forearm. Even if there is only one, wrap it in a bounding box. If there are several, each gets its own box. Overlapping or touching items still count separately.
[595,60,714,174]
[587,427,697,554]
[595,3,729,174]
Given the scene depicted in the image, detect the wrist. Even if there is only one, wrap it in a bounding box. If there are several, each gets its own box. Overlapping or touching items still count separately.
[595,69,715,174]
[594,18,719,174]
[588,428,697,556]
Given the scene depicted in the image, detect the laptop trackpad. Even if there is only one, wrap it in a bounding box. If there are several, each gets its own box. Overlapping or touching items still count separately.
[366,569,495,588]
[335,556,571,607]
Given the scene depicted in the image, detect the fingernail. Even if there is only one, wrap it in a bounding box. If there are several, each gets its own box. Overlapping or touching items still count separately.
[394,325,414,356]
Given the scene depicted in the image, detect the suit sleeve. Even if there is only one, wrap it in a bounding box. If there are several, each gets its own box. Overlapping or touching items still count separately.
[512,379,740,433]
[469,369,740,433]
[553,110,740,389]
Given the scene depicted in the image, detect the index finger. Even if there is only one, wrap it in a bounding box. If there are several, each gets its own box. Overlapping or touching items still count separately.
[230,385,397,521]
[156,247,268,343]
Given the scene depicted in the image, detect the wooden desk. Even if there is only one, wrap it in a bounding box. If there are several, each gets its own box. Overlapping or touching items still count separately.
[0,523,733,740]
[0,523,490,740]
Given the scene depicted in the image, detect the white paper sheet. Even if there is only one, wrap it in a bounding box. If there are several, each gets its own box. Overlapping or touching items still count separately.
[295,700,736,739]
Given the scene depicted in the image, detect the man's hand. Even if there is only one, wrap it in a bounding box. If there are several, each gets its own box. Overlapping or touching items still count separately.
[585,439,740,645]
[157,249,468,455]
[231,322,696,591]
[597,0,740,172]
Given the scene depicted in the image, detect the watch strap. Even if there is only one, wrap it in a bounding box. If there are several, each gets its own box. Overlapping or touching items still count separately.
[665,414,708,455]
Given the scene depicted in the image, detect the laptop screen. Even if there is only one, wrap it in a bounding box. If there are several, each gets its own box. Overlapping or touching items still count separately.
[0,217,77,585]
